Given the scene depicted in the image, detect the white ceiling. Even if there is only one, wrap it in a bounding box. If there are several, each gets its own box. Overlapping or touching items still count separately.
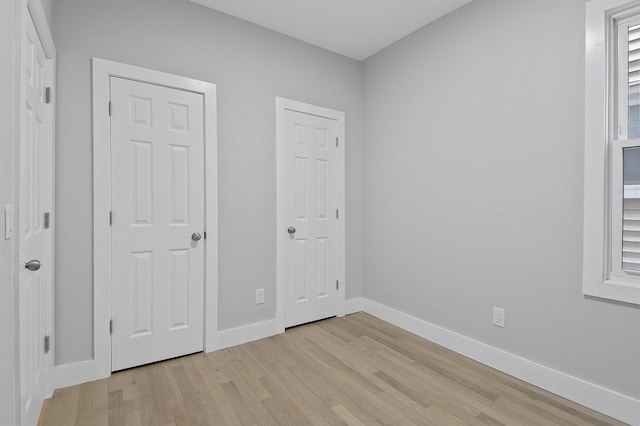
[189,0,473,61]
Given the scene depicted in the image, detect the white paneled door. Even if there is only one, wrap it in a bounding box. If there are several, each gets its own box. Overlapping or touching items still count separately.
[19,11,54,426]
[110,77,205,371]
[284,109,339,327]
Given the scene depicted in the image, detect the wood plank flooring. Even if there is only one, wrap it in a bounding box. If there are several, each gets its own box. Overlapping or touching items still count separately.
[41,313,627,425]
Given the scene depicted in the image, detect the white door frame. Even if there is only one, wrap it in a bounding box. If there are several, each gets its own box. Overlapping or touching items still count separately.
[92,58,219,379]
[275,97,347,332]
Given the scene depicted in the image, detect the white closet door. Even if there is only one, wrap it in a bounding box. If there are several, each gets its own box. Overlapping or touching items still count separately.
[110,77,205,371]
[284,109,339,327]
[19,11,54,426]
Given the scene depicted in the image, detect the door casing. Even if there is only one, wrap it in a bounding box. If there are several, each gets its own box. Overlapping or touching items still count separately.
[92,58,219,379]
[275,97,347,332]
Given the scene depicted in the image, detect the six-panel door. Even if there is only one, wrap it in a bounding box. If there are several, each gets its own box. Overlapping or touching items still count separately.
[110,77,205,371]
[19,12,54,426]
[284,109,339,327]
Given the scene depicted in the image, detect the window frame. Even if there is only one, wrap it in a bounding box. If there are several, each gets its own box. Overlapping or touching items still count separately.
[584,0,640,305]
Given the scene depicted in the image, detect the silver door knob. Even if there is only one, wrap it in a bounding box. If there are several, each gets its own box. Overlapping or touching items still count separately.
[25,259,41,271]
[191,232,202,241]
[287,227,296,234]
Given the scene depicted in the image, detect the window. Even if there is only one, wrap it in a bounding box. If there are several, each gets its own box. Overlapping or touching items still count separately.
[584,0,640,305]
[626,23,640,138]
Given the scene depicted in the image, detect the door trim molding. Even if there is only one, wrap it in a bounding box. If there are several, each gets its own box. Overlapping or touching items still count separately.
[26,0,55,58]
[275,97,346,332]
[92,58,218,379]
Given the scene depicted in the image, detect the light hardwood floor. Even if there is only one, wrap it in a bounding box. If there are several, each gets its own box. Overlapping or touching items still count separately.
[41,313,627,425]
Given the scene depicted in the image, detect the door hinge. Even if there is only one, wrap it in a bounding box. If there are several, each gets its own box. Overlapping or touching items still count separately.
[336,280,339,290]
[204,231,207,239]
[45,87,51,104]
[336,137,339,148]
[109,319,113,334]
[108,101,112,116]
[336,209,339,219]
[44,212,50,229]
[109,211,113,226]
[44,335,50,354]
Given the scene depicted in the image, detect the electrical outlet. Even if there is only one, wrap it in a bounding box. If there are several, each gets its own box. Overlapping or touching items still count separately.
[5,205,13,240]
[493,307,505,328]
[256,288,265,305]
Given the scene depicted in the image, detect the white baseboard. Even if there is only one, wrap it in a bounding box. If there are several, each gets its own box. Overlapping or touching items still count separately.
[211,299,365,352]
[54,359,96,390]
[341,297,364,316]
[362,299,640,425]
[208,319,281,353]
[52,319,282,390]
[52,300,639,424]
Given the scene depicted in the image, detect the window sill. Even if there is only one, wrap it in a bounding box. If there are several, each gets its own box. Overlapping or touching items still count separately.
[584,279,640,305]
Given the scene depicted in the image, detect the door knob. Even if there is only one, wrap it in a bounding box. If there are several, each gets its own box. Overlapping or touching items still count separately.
[287,227,296,234]
[25,259,41,271]
[191,232,202,241]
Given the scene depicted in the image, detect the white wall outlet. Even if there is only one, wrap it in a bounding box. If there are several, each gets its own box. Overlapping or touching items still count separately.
[256,288,265,305]
[493,307,505,328]
[5,205,14,240]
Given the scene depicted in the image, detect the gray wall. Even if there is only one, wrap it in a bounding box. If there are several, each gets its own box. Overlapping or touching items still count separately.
[40,0,52,29]
[53,0,363,365]
[1,1,18,423]
[363,0,640,399]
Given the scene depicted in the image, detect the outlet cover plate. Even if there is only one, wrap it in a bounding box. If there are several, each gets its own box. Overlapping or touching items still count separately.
[493,307,505,328]
[256,288,265,305]
[5,205,14,240]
